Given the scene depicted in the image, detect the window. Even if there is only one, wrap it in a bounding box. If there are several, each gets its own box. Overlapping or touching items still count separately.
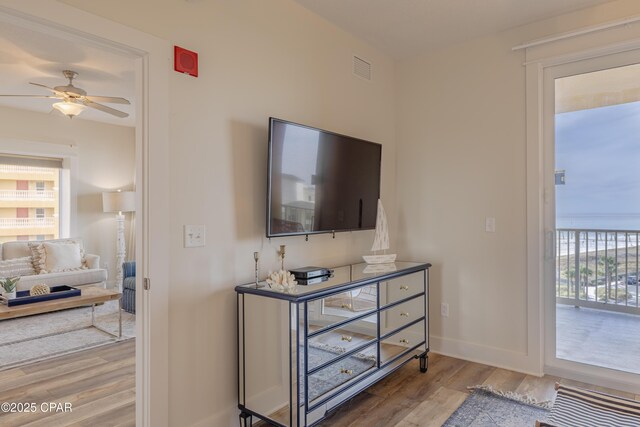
[0,155,63,244]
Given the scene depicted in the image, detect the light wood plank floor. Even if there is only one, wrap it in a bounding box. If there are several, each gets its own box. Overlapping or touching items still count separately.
[0,340,135,427]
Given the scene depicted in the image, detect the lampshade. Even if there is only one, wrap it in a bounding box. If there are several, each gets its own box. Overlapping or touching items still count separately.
[52,100,86,118]
[102,190,135,214]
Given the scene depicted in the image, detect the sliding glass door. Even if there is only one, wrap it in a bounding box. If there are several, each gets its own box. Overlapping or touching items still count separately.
[544,50,640,387]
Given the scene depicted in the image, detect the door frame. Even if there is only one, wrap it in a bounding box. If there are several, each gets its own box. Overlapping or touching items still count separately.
[0,1,171,425]
[526,40,640,394]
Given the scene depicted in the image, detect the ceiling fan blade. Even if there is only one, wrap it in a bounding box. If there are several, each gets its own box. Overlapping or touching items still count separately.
[84,100,129,118]
[29,82,57,92]
[30,82,68,98]
[0,95,58,99]
[85,95,130,105]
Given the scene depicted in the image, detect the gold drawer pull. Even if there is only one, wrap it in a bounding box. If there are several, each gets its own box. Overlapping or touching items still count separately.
[400,312,410,317]
[399,339,410,345]
[339,368,353,375]
[341,303,352,309]
[400,285,409,291]
[341,335,353,342]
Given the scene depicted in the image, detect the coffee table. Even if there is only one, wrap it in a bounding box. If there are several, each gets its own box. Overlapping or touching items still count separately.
[0,287,122,342]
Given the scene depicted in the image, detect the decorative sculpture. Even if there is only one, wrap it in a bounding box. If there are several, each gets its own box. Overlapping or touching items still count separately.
[266,270,297,293]
[30,283,51,296]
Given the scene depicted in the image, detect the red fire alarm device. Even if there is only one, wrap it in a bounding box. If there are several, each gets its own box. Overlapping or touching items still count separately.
[174,46,198,77]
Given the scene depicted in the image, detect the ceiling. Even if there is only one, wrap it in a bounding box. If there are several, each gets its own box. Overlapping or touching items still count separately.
[0,20,136,126]
[294,0,619,59]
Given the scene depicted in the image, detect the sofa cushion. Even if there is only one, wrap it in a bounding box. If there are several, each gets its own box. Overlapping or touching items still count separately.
[0,256,36,278]
[2,241,33,260]
[16,268,107,291]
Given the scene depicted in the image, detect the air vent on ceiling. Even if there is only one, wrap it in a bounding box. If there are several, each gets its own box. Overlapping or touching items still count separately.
[353,55,372,81]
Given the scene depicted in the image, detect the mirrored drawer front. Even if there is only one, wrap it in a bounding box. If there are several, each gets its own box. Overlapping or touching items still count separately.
[307,283,377,334]
[379,272,424,307]
[307,343,377,405]
[380,320,425,365]
[380,295,425,334]
[308,314,377,371]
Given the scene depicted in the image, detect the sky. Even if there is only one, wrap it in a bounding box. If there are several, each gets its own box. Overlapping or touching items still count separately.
[556,100,640,229]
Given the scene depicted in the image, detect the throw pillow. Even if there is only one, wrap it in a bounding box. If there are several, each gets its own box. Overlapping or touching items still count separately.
[0,256,36,278]
[42,242,85,273]
[29,239,85,274]
[28,242,46,274]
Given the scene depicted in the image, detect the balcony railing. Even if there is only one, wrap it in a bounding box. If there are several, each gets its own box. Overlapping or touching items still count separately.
[0,190,56,201]
[0,217,56,228]
[556,228,640,314]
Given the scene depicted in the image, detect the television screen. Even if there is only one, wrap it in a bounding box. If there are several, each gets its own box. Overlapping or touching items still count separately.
[267,118,382,237]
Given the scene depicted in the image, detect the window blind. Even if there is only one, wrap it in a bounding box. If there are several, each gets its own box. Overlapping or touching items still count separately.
[0,154,63,169]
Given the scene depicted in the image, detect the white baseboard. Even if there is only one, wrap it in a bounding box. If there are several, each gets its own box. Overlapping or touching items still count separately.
[430,335,542,376]
[191,408,234,427]
[191,384,287,427]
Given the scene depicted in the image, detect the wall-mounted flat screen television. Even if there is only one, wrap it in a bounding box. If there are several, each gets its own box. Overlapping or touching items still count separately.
[267,118,382,237]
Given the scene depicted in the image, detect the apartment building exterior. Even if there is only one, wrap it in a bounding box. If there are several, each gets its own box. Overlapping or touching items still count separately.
[0,164,60,243]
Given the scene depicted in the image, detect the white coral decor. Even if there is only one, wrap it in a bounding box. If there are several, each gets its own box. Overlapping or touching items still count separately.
[266,270,297,292]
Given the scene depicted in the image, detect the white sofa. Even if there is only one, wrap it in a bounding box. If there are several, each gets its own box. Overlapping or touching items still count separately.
[0,239,107,291]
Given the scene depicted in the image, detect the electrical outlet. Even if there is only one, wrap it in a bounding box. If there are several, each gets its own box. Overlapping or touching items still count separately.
[184,225,206,248]
[485,217,496,233]
[441,303,449,317]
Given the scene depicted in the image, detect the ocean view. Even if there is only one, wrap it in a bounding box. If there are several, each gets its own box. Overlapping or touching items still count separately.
[557,214,640,231]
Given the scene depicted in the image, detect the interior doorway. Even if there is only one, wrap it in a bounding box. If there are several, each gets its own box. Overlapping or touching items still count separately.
[0,15,139,425]
[543,50,640,387]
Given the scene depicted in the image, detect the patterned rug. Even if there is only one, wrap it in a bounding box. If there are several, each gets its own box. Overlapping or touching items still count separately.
[0,300,135,370]
[443,387,551,426]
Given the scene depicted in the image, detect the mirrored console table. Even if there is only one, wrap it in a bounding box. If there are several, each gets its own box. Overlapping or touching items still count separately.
[236,261,431,426]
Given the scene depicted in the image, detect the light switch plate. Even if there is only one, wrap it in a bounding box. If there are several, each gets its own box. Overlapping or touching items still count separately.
[485,217,496,233]
[184,225,206,248]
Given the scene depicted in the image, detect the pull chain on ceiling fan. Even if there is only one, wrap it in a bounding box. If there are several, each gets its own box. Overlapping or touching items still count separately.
[0,70,130,119]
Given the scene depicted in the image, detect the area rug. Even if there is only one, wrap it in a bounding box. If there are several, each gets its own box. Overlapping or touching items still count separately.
[0,300,135,371]
[443,386,551,426]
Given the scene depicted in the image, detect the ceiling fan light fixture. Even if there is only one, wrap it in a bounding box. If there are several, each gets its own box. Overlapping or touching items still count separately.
[52,100,86,118]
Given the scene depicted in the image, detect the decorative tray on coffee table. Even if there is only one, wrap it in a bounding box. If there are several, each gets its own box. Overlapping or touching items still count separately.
[0,285,81,307]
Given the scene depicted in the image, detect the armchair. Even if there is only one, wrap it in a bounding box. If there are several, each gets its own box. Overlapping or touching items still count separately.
[122,261,136,314]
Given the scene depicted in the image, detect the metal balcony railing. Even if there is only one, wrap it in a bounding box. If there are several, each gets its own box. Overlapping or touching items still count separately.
[0,217,56,228]
[0,190,56,201]
[556,229,640,314]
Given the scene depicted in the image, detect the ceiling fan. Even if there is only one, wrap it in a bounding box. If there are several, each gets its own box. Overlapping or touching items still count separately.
[0,70,130,119]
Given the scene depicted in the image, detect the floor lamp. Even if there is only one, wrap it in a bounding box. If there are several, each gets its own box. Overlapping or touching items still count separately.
[102,190,135,291]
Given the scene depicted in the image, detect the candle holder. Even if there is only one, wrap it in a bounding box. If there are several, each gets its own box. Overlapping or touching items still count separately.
[253,252,260,286]
[279,245,286,270]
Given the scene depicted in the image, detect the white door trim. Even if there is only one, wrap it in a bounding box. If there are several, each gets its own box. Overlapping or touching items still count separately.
[0,1,171,425]
[526,38,640,394]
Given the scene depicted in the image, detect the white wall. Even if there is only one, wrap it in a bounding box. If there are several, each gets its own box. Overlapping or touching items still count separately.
[0,105,135,285]
[396,0,640,372]
[60,1,397,425]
